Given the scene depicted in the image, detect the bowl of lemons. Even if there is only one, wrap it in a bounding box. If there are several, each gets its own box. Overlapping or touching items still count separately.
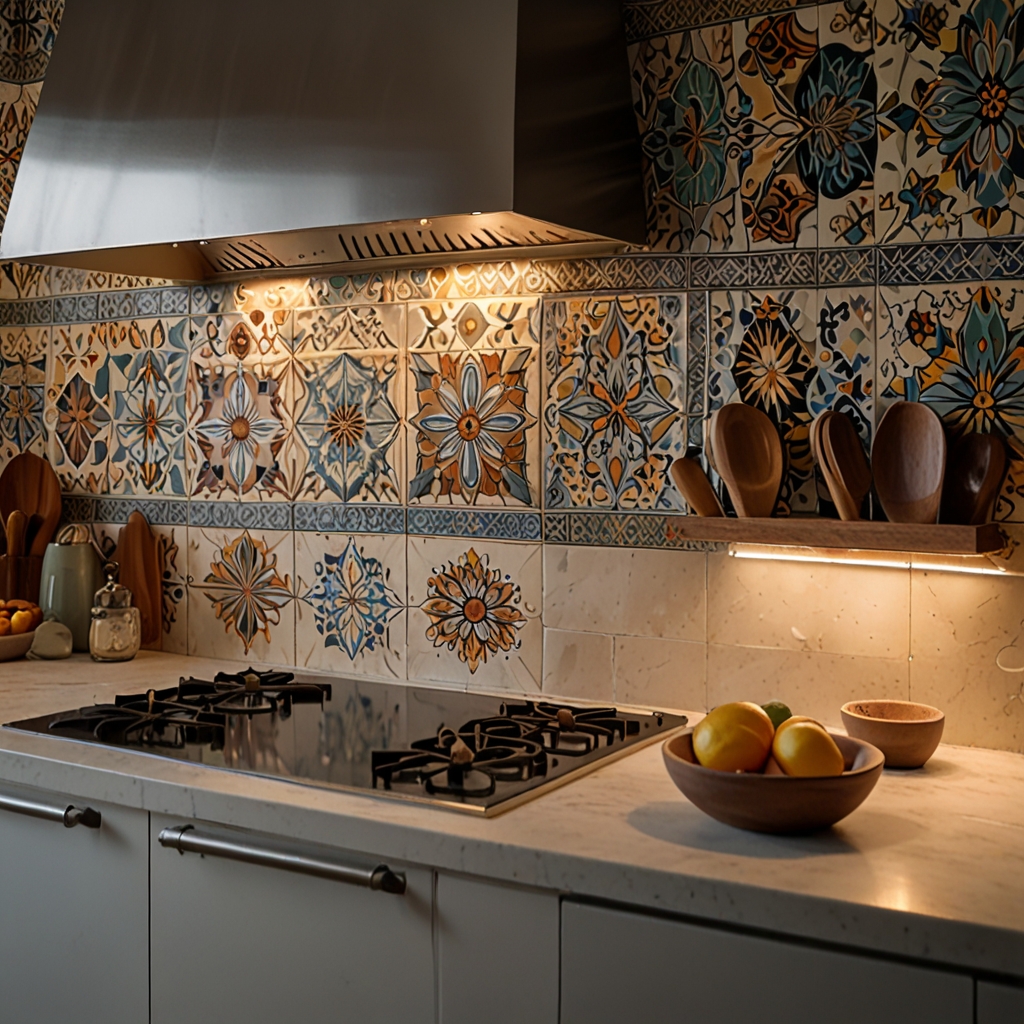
[663,701,884,834]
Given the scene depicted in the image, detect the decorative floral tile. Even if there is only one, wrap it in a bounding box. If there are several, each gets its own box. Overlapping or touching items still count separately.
[293,303,403,353]
[294,348,403,503]
[0,80,40,232]
[91,520,188,654]
[817,1,877,247]
[406,536,541,692]
[709,289,818,513]
[0,323,48,459]
[734,9,821,252]
[630,7,876,253]
[878,281,1024,521]
[407,298,539,350]
[294,531,406,677]
[108,318,189,495]
[408,347,539,506]
[0,325,47,387]
[0,383,44,457]
[0,262,50,301]
[544,294,687,509]
[187,527,295,664]
[45,324,116,493]
[186,313,299,501]
[876,0,1024,242]
[628,25,741,252]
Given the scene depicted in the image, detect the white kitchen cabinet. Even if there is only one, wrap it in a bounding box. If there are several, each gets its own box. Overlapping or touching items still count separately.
[149,814,434,1024]
[0,782,149,1024]
[979,980,1024,1023]
[437,872,559,1024]
[561,900,974,1024]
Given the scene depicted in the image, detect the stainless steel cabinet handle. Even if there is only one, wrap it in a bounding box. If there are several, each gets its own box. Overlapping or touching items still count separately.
[0,791,102,828]
[158,825,407,894]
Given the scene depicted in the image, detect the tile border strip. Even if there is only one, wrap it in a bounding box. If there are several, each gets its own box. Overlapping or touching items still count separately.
[16,242,1024,324]
[293,503,406,534]
[188,501,293,531]
[407,508,542,541]
[93,497,188,526]
[622,0,820,41]
[544,511,723,551]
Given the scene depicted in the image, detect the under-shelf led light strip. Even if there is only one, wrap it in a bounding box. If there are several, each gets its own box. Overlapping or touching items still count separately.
[728,544,1008,576]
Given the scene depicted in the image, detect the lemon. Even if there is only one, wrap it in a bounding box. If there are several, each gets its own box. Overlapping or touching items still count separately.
[761,700,792,730]
[772,719,845,777]
[692,702,775,773]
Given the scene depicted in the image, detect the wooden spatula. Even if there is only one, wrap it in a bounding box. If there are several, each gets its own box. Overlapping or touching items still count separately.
[820,412,872,521]
[872,402,946,524]
[809,411,840,504]
[670,456,724,517]
[115,511,163,648]
[709,404,783,518]
[941,432,1007,525]
[0,453,62,556]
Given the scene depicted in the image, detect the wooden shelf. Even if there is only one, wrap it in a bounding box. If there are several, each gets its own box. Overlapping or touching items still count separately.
[661,516,1007,555]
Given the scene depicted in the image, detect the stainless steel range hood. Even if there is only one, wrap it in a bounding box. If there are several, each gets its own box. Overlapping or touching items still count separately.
[0,0,646,281]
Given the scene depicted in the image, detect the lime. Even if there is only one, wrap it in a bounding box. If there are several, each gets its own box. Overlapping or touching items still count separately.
[761,700,792,730]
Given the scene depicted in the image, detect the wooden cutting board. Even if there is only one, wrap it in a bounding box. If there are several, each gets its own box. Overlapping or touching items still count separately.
[115,511,162,648]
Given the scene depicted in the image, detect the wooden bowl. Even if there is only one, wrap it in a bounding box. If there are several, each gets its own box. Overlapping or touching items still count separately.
[662,731,884,834]
[840,700,944,769]
[0,629,35,662]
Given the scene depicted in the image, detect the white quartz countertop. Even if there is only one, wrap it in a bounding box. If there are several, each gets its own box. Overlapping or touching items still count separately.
[0,652,1021,978]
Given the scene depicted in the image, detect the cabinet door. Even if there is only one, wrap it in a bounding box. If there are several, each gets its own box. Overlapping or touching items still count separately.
[0,783,149,1024]
[561,901,974,1024]
[437,873,559,1024]
[150,814,434,1024]
[979,980,1024,1023]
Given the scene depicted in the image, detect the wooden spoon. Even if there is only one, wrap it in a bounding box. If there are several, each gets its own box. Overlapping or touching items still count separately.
[115,511,163,648]
[809,411,840,503]
[6,510,27,559]
[0,453,62,556]
[820,412,872,521]
[941,432,1007,525]
[872,402,946,524]
[670,456,724,517]
[709,404,783,517]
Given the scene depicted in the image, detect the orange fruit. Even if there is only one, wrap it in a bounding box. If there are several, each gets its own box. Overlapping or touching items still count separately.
[9,610,33,635]
[772,719,845,777]
[692,702,775,773]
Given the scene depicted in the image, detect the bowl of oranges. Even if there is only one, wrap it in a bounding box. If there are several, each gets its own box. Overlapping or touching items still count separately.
[663,701,884,834]
[0,600,44,661]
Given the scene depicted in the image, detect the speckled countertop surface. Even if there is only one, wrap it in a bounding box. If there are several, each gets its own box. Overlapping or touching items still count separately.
[0,652,1021,978]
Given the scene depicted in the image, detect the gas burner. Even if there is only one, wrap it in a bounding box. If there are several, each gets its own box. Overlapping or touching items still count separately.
[501,700,650,756]
[47,668,331,748]
[371,699,656,797]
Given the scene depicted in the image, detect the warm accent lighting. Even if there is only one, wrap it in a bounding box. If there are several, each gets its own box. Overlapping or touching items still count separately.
[729,543,1008,576]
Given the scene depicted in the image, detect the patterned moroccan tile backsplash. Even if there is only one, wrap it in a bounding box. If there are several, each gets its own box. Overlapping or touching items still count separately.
[2,0,1024,753]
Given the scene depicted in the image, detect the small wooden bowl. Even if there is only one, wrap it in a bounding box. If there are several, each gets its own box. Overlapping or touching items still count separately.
[840,700,944,769]
[662,731,884,834]
[0,629,36,662]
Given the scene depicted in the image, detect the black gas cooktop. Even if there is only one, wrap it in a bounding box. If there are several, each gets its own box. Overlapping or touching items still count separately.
[5,668,687,815]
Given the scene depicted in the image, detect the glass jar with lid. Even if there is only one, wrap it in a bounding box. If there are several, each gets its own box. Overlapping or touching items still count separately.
[89,562,141,662]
